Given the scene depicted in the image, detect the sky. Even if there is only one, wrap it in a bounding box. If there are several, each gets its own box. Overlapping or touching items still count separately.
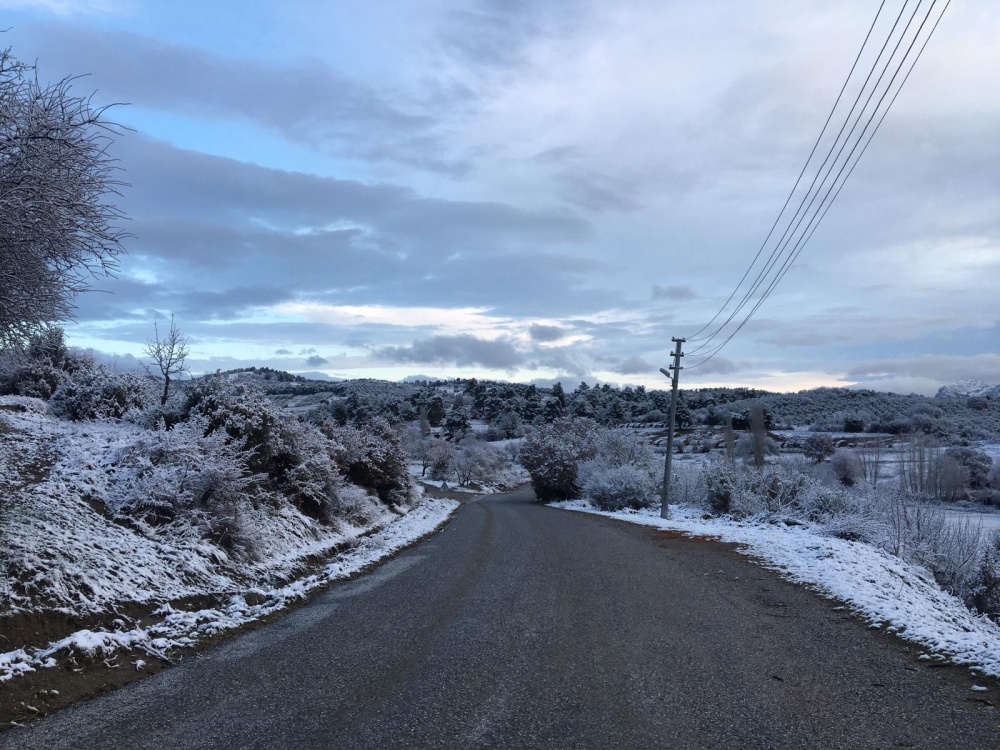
[3,0,998,395]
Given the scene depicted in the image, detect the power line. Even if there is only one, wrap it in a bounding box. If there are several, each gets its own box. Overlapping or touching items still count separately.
[687,0,916,355]
[685,0,889,343]
[687,0,949,369]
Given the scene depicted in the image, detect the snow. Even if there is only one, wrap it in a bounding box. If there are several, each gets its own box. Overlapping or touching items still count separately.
[552,501,1000,679]
[942,509,1000,535]
[0,495,457,682]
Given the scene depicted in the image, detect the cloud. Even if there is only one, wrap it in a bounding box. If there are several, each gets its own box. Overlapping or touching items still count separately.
[274,349,292,355]
[614,355,653,375]
[299,348,318,355]
[685,356,739,378]
[305,354,329,367]
[652,285,698,301]
[528,323,566,342]
[377,335,523,370]
[847,353,1000,386]
[21,22,465,172]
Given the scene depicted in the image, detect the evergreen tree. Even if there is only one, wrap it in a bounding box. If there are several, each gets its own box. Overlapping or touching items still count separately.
[426,396,446,427]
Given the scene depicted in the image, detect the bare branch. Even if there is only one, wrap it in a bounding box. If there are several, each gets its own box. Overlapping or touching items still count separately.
[143,315,190,406]
[0,47,129,348]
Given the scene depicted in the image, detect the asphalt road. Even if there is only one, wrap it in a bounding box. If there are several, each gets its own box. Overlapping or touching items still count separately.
[4,488,999,749]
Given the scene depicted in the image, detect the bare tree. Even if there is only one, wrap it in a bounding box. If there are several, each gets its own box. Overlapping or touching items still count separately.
[857,439,885,486]
[144,316,190,406]
[748,402,769,469]
[0,48,129,348]
[723,414,736,462]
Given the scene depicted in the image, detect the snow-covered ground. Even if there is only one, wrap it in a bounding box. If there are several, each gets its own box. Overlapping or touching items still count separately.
[552,501,1000,679]
[942,508,1000,535]
[1,496,457,683]
[0,401,460,683]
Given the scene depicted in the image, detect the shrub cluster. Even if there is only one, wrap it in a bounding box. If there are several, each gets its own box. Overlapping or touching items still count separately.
[520,418,600,500]
[577,430,661,512]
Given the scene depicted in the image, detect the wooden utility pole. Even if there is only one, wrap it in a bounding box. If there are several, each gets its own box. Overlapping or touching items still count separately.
[659,337,685,519]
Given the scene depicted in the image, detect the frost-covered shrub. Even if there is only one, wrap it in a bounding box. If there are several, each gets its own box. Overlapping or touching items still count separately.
[181,375,282,473]
[520,418,600,500]
[1,327,94,399]
[829,450,861,487]
[324,417,412,506]
[803,435,835,463]
[705,462,735,514]
[428,439,455,480]
[944,447,992,491]
[50,367,156,421]
[971,532,1000,620]
[452,437,516,487]
[107,419,262,554]
[268,416,359,524]
[701,458,809,518]
[582,464,658,511]
[669,460,706,507]
[578,429,660,511]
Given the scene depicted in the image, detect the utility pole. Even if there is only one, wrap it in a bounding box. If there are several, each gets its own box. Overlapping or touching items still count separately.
[659,337,685,519]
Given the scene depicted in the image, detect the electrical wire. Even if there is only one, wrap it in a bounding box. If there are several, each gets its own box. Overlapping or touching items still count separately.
[687,0,916,355]
[685,0,888,343]
[686,0,949,369]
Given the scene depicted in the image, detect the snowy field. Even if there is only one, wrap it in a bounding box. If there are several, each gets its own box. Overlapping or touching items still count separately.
[943,508,1000,535]
[552,501,1000,680]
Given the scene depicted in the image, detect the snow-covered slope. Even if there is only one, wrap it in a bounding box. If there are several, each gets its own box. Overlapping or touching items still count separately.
[936,380,1000,399]
[0,404,446,617]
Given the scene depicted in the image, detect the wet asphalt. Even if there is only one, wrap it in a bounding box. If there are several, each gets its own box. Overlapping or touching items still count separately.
[3,487,999,749]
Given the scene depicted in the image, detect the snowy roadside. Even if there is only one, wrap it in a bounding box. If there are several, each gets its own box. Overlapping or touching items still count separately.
[551,500,1000,680]
[0,497,458,684]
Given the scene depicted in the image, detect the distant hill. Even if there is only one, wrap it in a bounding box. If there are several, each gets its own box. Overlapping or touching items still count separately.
[936,380,1000,399]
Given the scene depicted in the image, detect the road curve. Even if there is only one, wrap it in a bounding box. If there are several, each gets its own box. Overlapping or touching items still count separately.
[3,488,998,749]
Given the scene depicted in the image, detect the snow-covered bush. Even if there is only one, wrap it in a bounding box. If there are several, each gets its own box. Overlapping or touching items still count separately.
[428,439,455,480]
[697,458,999,617]
[829,449,861,487]
[269,416,372,525]
[520,418,600,500]
[577,429,660,511]
[803,435,835,463]
[50,366,156,421]
[181,375,282,473]
[0,327,93,399]
[582,464,658,512]
[106,418,262,555]
[971,532,1000,620]
[324,417,412,506]
[451,437,518,488]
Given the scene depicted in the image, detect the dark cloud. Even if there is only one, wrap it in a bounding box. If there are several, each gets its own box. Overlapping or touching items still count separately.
[652,285,698,301]
[377,335,523,370]
[847,354,1000,385]
[21,22,471,173]
[299,348,318,355]
[685,357,740,378]
[614,355,653,375]
[305,355,329,367]
[528,324,566,342]
[71,277,294,322]
[274,349,292,355]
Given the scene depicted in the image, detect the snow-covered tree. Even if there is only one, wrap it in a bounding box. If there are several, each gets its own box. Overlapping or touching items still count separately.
[0,49,127,348]
[520,418,600,500]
